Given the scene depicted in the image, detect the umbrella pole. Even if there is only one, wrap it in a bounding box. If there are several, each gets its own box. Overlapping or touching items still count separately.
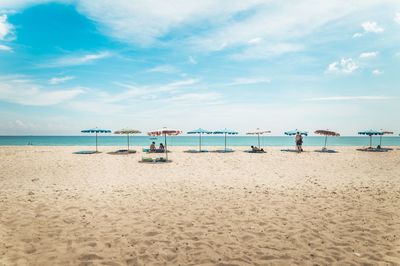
[127,133,130,151]
[95,132,98,152]
[164,133,168,161]
[225,132,227,151]
[370,135,372,148]
[324,136,328,149]
[199,133,202,152]
[379,135,382,147]
[258,133,260,149]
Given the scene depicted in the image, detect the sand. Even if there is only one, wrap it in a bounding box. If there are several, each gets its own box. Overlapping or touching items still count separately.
[0,146,399,265]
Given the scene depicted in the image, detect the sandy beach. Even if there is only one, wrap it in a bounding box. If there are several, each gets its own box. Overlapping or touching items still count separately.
[0,146,399,265]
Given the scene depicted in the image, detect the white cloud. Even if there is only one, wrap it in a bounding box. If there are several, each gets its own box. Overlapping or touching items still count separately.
[353,32,363,38]
[396,52,400,57]
[231,43,303,60]
[147,64,178,74]
[248,37,262,44]
[372,69,383,75]
[45,51,111,67]
[0,14,13,40]
[0,76,84,106]
[326,58,359,74]
[361,21,384,33]
[359,51,378,58]
[188,56,197,64]
[0,44,12,51]
[394,12,400,24]
[226,78,270,86]
[170,92,222,102]
[304,96,392,101]
[49,75,75,85]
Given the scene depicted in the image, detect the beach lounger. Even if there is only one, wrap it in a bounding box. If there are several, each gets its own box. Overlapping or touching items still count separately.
[184,150,209,153]
[244,150,266,153]
[314,149,338,153]
[142,148,170,153]
[357,147,389,152]
[108,149,137,155]
[140,157,171,163]
[214,148,234,153]
[73,150,99,154]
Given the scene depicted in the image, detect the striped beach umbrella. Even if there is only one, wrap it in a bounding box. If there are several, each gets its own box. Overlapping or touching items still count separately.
[114,129,141,151]
[148,127,182,160]
[210,129,238,152]
[81,128,111,152]
[358,129,383,148]
[314,130,340,150]
[379,130,393,147]
[187,128,211,152]
[246,128,271,149]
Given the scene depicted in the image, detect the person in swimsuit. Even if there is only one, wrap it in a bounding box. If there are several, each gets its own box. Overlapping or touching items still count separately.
[295,132,303,152]
[150,142,156,152]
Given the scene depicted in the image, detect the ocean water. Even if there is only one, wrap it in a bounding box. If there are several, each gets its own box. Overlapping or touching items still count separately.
[0,135,399,147]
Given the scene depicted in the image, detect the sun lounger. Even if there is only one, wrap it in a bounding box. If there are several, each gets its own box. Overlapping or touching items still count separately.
[214,148,234,153]
[73,150,99,154]
[314,149,338,153]
[108,149,136,155]
[184,150,209,153]
[140,157,171,163]
[357,147,389,152]
[142,148,170,153]
[244,150,266,153]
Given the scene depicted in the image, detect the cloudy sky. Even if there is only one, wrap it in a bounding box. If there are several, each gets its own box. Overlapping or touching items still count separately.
[0,0,399,135]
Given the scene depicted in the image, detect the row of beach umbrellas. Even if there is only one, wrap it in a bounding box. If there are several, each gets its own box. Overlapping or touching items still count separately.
[81,127,394,154]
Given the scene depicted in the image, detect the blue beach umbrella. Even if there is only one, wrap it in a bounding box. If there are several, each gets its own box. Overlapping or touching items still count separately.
[358,129,383,148]
[81,128,111,152]
[187,128,211,152]
[284,129,308,136]
[210,129,239,151]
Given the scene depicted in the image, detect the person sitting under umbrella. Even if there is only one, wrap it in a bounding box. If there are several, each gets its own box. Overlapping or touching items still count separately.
[159,143,165,151]
[150,142,156,152]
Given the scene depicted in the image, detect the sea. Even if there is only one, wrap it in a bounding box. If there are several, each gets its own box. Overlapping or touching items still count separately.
[0,135,399,147]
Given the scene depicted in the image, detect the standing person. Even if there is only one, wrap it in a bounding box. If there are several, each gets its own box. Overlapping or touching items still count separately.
[295,132,303,152]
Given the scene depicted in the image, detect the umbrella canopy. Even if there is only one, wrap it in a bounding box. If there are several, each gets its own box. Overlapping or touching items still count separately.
[358,129,383,148]
[284,129,308,136]
[314,130,340,136]
[246,128,271,149]
[187,128,211,151]
[114,129,142,151]
[187,128,211,134]
[315,130,340,150]
[148,127,182,160]
[81,128,111,152]
[358,129,384,136]
[378,130,393,147]
[210,129,238,151]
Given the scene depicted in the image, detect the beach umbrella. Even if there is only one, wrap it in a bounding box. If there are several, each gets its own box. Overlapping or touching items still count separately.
[284,129,308,136]
[314,130,340,150]
[379,130,393,147]
[246,128,271,149]
[187,128,211,152]
[114,129,141,151]
[81,128,111,152]
[148,127,182,160]
[210,129,238,151]
[358,129,383,148]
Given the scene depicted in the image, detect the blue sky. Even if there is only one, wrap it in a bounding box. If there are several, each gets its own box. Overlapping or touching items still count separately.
[0,0,399,135]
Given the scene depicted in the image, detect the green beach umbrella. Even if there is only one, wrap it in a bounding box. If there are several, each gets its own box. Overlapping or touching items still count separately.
[358,129,383,148]
[81,128,111,152]
[187,128,211,152]
[210,129,239,152]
